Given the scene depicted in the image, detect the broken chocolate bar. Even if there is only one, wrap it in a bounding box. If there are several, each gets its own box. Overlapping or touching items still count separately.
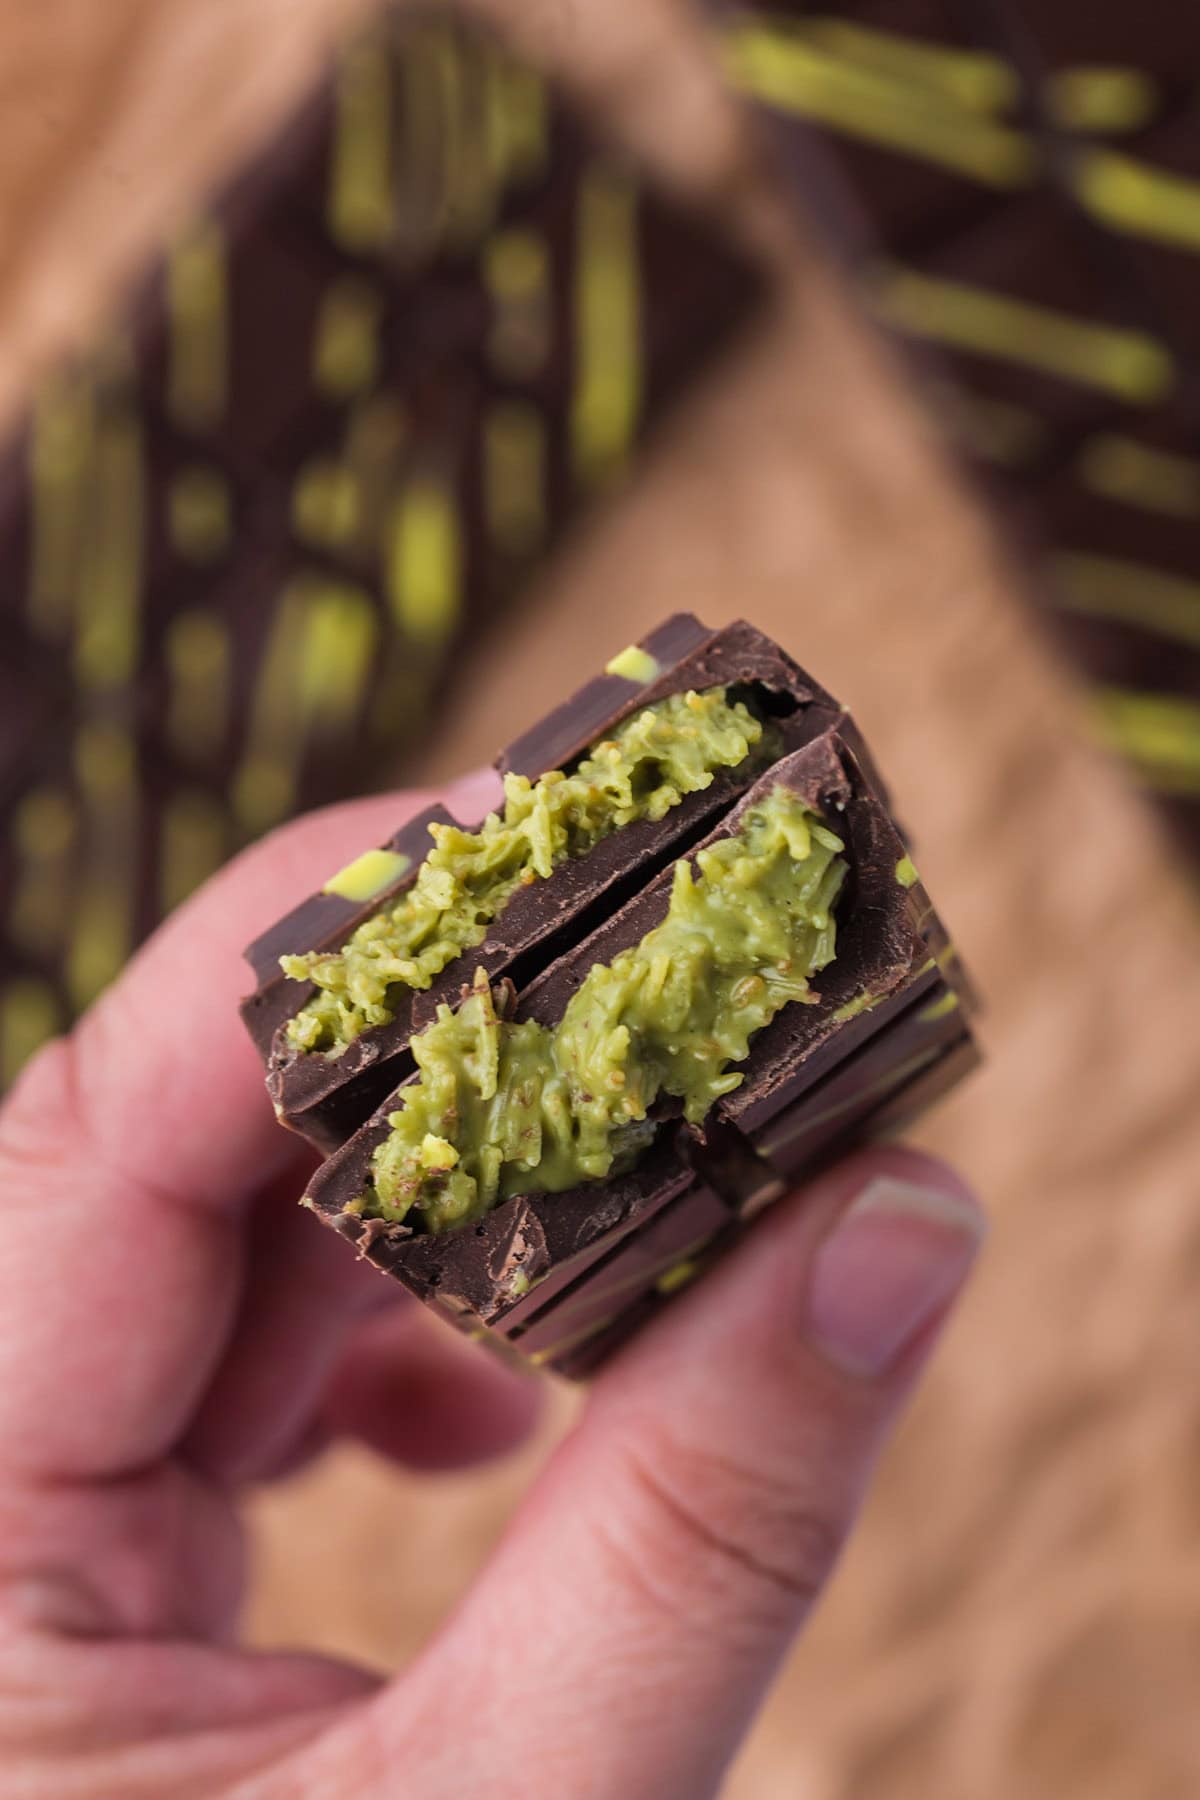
[713,0,1200,867]
[0,6,763,1092]
[246,619,978,1379]
[242,614,853,1151]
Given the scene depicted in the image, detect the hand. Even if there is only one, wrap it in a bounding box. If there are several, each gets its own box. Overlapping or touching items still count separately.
[0,776,984,1799]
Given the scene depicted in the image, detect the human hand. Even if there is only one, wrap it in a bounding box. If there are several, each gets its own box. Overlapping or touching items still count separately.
[0,776,984,1799]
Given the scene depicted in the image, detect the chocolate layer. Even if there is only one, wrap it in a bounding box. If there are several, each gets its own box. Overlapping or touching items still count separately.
[305,1118,701,1339]
[753,986,978,1180]
[514,1174,736,1374]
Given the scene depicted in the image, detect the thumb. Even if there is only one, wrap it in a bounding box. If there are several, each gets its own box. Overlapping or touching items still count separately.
[327,1147,985,1799]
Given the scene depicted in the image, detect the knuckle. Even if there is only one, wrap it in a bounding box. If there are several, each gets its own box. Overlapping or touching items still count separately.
[605,1425,844,1631]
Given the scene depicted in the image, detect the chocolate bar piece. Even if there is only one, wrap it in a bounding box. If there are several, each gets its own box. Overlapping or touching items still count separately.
[287,659,977,1380]
[242,614,848,1151]
[712,0,1200,867]
[0,8,763,1093]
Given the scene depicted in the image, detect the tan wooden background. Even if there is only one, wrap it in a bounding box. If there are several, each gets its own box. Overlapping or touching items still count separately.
[4,1,1200,1794]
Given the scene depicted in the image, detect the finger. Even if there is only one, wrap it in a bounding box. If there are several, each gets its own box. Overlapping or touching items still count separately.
[0,772,502,1485]
[181,1171,403,1488]
[321,1308,542,1473]
[3,1633,377,1798]
[310,1147,983,1799]
[44,769,502,1210]
[185,1188,539,1485]
[0,1458,245,1642]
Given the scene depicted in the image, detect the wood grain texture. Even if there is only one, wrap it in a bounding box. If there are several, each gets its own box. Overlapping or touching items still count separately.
[3,0,1199,1794]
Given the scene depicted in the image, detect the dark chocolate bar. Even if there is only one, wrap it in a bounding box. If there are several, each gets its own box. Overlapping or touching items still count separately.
[295,691,977,1380]
[242,613,847,1151]
[712,0,1200,867]
[0,8,763,1092]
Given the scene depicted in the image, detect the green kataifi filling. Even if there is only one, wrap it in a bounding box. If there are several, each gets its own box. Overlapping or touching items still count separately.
[282,688,770,1055]
[356,785,847,1234]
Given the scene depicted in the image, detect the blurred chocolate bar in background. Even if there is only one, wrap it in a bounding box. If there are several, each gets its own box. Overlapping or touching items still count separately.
[712,0,1200,865]
[0,7,763,1087]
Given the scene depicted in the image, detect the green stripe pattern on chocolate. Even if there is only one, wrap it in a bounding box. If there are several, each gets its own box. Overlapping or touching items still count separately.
[282,688,770,1054]
[352,784,846,1233]
[717,4,1200,866]
[1,8,760,1089]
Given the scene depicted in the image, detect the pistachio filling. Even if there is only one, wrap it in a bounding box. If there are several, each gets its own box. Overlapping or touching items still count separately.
[282,688,770,1056]
[354,785,847,1234]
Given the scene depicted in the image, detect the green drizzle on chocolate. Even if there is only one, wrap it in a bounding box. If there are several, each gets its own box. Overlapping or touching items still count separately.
[355,785,846,1233]
[282,688,769,1055]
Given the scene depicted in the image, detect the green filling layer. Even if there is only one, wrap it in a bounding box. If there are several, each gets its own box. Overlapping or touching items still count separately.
[282,688,769,1055]
[357,785,847,1234]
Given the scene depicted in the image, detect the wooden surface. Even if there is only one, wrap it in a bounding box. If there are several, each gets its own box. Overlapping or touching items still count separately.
[5,1,1200,1795]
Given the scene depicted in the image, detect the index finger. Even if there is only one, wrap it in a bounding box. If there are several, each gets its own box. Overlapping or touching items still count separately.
[0,773,500,1481]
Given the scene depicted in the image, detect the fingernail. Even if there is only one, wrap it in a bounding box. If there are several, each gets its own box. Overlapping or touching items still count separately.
[447,766,505,820]
[806,1176,985,1380]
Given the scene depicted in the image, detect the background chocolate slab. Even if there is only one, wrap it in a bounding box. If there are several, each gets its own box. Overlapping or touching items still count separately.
[986,0,1200,80]
[0,6,763,1091]
[713,0,1200,868]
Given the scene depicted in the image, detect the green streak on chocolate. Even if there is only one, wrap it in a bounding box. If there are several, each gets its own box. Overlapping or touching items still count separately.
[1076,149,1200,256]
[797,19,1016,117]
[363,785,847,1233]
[1076,436,1200,521]
[723,19,1034,186]
[168,466,231,564]
[1049,68,1157,137]
[1055,553,1200,653]
[833,990,879,1023]
[323,848,412,903]
[1092,688,1200,791]
[874,265,1173,402]
[656,1257,702,1296]
[605,644,660,684]
[283,689,769,1054]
